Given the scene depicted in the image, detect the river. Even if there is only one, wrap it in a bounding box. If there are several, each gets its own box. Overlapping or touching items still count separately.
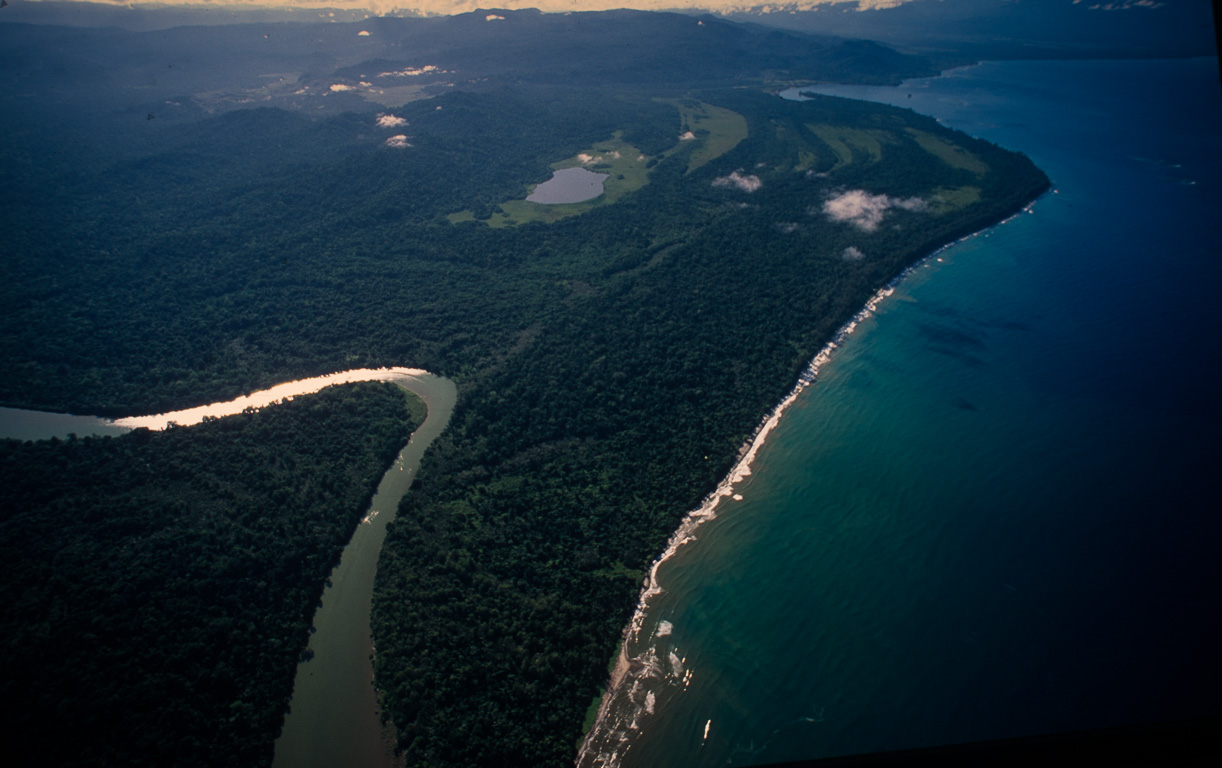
[273,372,456,768]
[0,368,457,768]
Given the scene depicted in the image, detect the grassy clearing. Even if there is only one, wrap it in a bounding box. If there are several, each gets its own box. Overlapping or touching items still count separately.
[577,691,605,749]
[664,99,749,173]
[448,132,651,227]
[806,124,889,171]
[581,693,603,735]
[907,128,989,176]
[772,123,820,172]
[402,389,428,427]
[360,84,437,108]
[931,185,983,212]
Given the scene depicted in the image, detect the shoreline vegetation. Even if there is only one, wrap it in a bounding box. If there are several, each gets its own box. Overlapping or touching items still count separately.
[578,186,1051,766]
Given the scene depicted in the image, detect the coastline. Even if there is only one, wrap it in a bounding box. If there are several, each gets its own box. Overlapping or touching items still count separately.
[576,188,1050,767]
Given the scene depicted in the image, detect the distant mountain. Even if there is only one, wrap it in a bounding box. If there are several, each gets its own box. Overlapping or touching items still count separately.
[723,0,1217,61]
[0,0,379,30]
[0,9,936,123]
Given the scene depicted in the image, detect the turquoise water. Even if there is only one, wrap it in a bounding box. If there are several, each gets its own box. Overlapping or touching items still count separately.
[607,59,1221,766]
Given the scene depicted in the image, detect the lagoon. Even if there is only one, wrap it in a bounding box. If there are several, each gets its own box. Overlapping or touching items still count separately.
[526,166,609,204]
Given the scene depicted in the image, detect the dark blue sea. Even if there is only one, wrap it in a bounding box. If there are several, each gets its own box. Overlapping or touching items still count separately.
[584,58,1222,767]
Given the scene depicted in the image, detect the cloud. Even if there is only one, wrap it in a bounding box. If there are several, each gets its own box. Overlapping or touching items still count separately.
[486,14,505,20]
[378,65,447,78]
[358,30,371,36]
[1086,1,1165,10]
[376,113,408,127]
[678,130,696,141]
[842,246,866,260]
[821,189,925,231]
[385,135,411,148]
[711,170,762,193]
[83,2,922,17]
[329,83,355,92]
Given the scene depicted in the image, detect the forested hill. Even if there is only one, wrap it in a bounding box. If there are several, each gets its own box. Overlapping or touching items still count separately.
[1,9,1048,767]
[0,8,935,125]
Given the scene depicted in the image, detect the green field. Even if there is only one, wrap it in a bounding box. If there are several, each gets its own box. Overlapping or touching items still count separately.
[449,132,652,227]
[907,128,990,175]
[665,99,750,173]
[806,123,890,171]
[450,100,751,228]
[931,185,984,212]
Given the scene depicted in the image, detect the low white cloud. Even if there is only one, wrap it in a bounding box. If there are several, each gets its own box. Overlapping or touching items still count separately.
[486,13,505,20]
[821,189,925,231]
[376,113,408,128]
[1087,1,1164,9]
[842,246,866,260]
[378,65,447,78]
[329,83,355,92]
[358,30,371,36]
[678,130,696,141]
[385,135,412,148]
[711,170,762,193]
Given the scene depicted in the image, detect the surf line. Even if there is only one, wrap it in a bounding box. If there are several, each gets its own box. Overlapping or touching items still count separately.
[576,196,1047,767]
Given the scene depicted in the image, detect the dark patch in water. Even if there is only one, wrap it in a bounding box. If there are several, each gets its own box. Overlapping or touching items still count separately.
[915,321,987,350]
[952,397,979,411]
[926,344,987,369]
[985,318,1035,333]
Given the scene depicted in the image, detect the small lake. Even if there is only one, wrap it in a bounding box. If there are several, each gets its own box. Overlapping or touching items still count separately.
[526,166,608,204]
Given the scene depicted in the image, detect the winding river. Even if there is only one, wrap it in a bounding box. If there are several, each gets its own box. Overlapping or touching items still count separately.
[0,368,457,768]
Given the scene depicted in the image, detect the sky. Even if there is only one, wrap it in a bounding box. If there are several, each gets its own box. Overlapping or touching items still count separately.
[33,1,921,16]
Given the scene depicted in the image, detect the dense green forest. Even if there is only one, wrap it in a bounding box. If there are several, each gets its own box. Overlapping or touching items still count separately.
[0,383,417,766]
[0,10,1048,767]
[369,90,1049,765]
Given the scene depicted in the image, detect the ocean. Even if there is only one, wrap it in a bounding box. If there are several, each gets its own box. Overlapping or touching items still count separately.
[582,58,1222,767]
